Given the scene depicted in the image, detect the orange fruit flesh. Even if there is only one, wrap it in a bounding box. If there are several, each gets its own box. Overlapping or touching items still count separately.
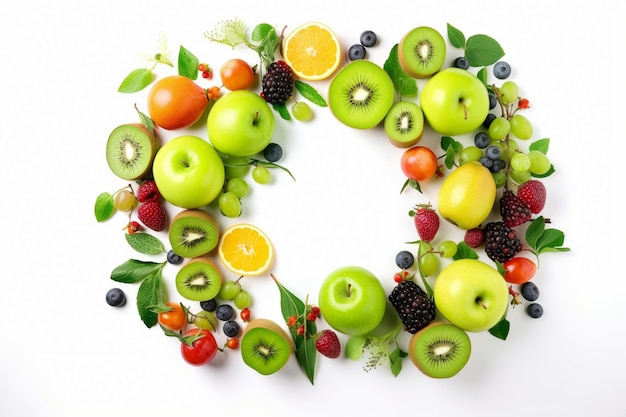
[219,225,273,276]
[283,23,341,80]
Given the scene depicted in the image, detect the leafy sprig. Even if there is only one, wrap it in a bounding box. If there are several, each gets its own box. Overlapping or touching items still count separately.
[346,323,406,376]
[446,23,505,67]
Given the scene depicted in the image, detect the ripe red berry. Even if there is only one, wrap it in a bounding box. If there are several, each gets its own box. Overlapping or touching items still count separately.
[240,308,251,322]
[500,190,532,227]
[414,205,439,242]
[517,180,547,214]
[464,227,485,248]
[307,312,317,322]
[226,338,239,349]
[518,98,530,109]
[137,201,168,231]
[315,329,341,359]
[202,70,212,79]
[136,180,161,203]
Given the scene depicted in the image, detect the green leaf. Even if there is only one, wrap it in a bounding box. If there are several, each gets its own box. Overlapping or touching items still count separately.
[125,233,165,255]
[134,106,156,136]
[296,337,317,385]
[525,217,570,255]
[137,272,165,328]
[476,67,488,85]
[177,45,200,80]
[272,103,291,121]
[525,217,545,249]
[118,68,153,93]
[251,23,274,42]
[110,259,167,284]
[94,192,115,222]
[400,178,422,194]
[345,335,367,360]
[383,44,418,98]
[465,34,505,67]
[389,346,406,377]
[294,80,327,107]
[251,159,296,181]
[446,23,466,49]
[441,136,463,169]
[488,318,510,340]
[452,242,479,260]
[529,138,550,154]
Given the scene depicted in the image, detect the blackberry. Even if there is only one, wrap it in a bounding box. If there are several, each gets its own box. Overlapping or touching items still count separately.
[261,61,293,105]
[388,280,435,334]
[500,190,532,227]
[484,221,521,263]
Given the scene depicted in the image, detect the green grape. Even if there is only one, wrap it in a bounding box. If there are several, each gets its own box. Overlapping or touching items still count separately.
[218,192,242,218]
[499,81,519,104]
[492,171,506,188]
[507,139,519,153]
[459,145,483,164]
[510,152,531,172]
[418,241,432,255]
[437,240,458,258]
[252,166,271,184]
[528,150,551,175]
[510,169,531,184]
[292,101,313,121]
[419,253,439,276]
[510,114,533,140]
[113,189,137,211]
[194,310,217,331]
[224,156,251,179]
[219,281,241,301]
[488,117,510,140]
[226,177,249,198]
[234,290,252,309]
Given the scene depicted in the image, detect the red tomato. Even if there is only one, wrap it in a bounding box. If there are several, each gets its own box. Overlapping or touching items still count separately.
[503,257,537,284]
[158,302,187,332]
[180,328,218,366]
[401,146,438,181]
[220,59,255,91]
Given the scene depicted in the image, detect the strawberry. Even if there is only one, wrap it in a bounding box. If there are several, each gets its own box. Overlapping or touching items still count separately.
[314,329,341,359]
[414,205,439,242]
[137,201,168,231]
[136,180,161,203]
[517,180,546,214]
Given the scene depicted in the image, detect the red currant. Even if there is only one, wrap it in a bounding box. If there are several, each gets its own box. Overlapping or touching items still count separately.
[307,312,317,322]
[198,63,207,72]
[296,326,305,335]
[518,98,530,109]
[226,338,239,349]
[240,307,251,322]
[202,70,212,79]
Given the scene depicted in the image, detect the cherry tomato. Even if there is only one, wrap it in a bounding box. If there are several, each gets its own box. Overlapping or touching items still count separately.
[503,257,537,284]
[220,59,255,91]
[400,146,438,181]
[158,302,187,332]
[180,328,218,366]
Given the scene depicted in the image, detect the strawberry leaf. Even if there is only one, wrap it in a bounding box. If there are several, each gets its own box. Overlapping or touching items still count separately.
[125,233,165,255]
[94,192,115,222]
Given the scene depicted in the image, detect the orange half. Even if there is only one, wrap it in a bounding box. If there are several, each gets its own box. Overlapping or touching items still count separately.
[217,223,274,276]
[282,22,342,81]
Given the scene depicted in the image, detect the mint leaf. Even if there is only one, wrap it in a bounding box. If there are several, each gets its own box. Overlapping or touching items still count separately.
[383,44,418,98]
[489,318,510,340]
[525,217,545,249]
[137,272,165,328]
[446,23,465,49]
[95,192,115,222]
[345,335,367,360]
[177,45,199,79]
[251,23,274,42]
[272,103,291,121]
[525,217,570,255]
[389,346,405,377]
[529,138,550,154]
[453,242,479,260]
[110,259,167,284]
[294,80,327,107]
[118,68,153,93]
[440,136,463,169]
[125,233,165,255]
[465,34,505,67]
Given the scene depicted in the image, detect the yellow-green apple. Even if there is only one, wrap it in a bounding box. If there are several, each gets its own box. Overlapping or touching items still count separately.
[433,259,508,332]
[152,135,225,209]
[420,68,489,136]
[207,90,274,157]
[318,266,387,336]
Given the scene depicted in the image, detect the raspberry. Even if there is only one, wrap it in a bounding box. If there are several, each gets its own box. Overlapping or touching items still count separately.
[500,190,532,227]
[388,280,435,334]
[261,61,293,105]
[315,329,341,359]
[484,221,521,263]
[464,227,485,248]
[517,180,546,214]
[414,205,439,242]
[136,180,161,203]
[137,201,168,231]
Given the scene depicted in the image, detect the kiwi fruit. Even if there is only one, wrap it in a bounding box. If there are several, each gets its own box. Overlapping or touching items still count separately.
[240,318,294,375]
[175,256,222,301]
[328,60,395,129]
[383,101,425,148]
[106,123,159,180]
[398,26,446,79]
[169,209,219,258]
[408,321,471,378]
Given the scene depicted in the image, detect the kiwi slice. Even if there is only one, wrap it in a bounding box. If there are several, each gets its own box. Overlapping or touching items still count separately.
[408,322,471,378]
[175,256,222,301]
[106,123,159,180]
[383,101,425,148]
[398,26,446,79]
[328,60,394,129]
[241,318,294,375]
[169,209,219,258]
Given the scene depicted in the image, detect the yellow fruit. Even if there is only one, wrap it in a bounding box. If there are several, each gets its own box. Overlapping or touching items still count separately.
[437,161,496,230]
[282,22,342,81]
[217,223,274,276]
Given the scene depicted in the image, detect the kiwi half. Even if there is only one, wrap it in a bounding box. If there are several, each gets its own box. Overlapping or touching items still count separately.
[241,318,294,375]
[169,209,219,258]
[328,60,394,129]
[175,256,222,302]
[398,26,446,79]
[383,101,425,148]
[106,123,159,180]
[408,321,471,378]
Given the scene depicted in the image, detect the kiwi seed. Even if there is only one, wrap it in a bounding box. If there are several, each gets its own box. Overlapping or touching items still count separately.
[168,209,219,258]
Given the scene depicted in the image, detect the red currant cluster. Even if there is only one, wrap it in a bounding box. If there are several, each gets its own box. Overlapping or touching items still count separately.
[197,63,212,79]
[286,305,321,335]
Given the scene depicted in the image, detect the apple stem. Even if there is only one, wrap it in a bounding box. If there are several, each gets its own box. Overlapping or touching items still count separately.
[476,297,487,309]
[459,100,468,120]
[253,111,259,125]
[346,283,352,298]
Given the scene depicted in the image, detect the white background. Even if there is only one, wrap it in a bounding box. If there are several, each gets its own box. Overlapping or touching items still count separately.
[0,1,623,416]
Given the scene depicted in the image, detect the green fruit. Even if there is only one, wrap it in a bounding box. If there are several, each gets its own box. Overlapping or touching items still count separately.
[408,322,471,378]
[240,318,294,375]
[106,123,160,181]
[168,209,219,258]
[175,256,222,302]
[194,310,217,331]
[383,101,424,148]
[398,26,446,78]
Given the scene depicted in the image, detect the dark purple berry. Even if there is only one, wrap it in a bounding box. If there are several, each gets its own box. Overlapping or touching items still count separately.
[348,44,367,60]
[106,288,126,307]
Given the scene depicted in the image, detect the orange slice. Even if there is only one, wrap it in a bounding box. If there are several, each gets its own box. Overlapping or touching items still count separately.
[217,223,274,276]
[282,22,342,81]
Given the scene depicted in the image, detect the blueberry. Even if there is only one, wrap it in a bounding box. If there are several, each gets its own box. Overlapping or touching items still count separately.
[479,156,493,169]
[488,93,497,110]
[474,132,490,149]
[200,298,218,312]
[223,320,240,338]
[526,303,543,319]
[395,250,415,269]
[263,143,283,163]
[493,61,511,79]
[348,44,367,61]
[452,56,469,70]
[490,158,506,173]
[216,304,234,321]
[482,113,496,129]
[166,249,183,265]
[520,282,540,301]
[106,288,126,307]
[485,145,502,160]
[360,30,378,47]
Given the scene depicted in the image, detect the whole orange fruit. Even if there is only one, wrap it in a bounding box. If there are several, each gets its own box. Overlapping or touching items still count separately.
[147,76,209,130]
[220,59,255,91]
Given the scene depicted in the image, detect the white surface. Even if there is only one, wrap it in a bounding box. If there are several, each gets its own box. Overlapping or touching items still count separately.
[0,1,623,416]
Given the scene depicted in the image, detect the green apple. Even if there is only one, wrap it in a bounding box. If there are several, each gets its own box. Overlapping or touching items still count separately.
[207,90,275,157]
[152,135,225,209]
[420,68,489,136]
[318,266,387,336]
[433,259,509,332]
